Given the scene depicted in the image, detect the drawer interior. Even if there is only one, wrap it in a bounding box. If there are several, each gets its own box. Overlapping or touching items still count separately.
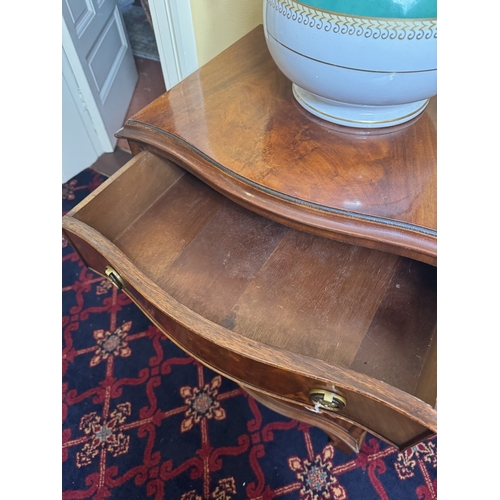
[72,151,437,407]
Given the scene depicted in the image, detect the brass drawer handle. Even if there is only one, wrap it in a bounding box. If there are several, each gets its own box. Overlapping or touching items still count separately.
[309,389,347,412]
[104,265,126,290]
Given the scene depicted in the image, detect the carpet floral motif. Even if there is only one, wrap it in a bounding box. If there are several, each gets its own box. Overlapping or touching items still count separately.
[96,278,113,295]
[90,321,132,367]
[181,478,236,500]
[62,168,437,499]
[180,375,226,433]
[76,403,132,467]
[62,178,77,201]
[289,443,347,500]
[395,440,437,480]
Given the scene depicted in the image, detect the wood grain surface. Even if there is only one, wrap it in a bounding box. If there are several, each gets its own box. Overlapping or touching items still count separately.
[117,26,437,265]
[62,151,437,450]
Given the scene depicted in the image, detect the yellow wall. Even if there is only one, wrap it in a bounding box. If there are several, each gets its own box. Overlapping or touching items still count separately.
[190,0,263,67]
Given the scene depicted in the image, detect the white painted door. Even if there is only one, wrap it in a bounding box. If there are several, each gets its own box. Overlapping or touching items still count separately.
[62,48,104,183]
[62,0,138,151]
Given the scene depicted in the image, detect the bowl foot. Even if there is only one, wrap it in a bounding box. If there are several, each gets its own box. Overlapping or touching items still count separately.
[292,84,429,129]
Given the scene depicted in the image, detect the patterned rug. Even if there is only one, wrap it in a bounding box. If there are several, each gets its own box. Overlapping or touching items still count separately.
[62,168,437,499]
[121,4,160,61]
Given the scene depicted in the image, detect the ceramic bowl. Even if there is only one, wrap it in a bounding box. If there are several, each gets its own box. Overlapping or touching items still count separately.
[263,0,437,128]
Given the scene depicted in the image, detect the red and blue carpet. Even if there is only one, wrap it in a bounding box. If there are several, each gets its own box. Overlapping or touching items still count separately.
[62,168,437,499]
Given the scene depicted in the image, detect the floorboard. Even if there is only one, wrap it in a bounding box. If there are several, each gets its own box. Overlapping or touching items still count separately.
[91,56,166,178]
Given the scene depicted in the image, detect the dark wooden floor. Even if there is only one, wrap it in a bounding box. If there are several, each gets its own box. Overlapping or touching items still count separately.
[91,56,166,178]
[89,148,133,178]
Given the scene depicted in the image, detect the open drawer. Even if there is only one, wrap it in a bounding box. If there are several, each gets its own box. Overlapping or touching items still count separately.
[62,150,437,451]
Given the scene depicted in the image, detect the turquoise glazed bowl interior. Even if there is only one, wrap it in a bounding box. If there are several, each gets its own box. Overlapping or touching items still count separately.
[300,0,436,19]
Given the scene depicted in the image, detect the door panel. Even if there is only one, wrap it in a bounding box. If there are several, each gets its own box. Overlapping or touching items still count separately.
[65,0,95,37]
[62,0,138,147]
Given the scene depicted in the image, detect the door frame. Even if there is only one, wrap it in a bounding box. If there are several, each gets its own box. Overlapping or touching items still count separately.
[148,0,198,90]
[62,0,198,160]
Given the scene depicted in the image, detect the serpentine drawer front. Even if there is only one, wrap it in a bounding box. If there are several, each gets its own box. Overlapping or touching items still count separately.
[63,150,437,452]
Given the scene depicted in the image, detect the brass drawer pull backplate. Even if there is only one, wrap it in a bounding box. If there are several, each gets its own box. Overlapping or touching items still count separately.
[309,388,347,412]
[104,265,126,290]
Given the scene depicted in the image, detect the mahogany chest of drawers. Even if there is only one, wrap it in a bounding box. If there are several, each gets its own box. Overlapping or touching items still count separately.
[63,26,437,454]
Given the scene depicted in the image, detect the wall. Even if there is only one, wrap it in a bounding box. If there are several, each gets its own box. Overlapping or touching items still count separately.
[190,0,263,67]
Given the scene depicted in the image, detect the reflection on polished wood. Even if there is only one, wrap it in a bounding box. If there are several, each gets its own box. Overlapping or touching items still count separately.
[118,26,436,265]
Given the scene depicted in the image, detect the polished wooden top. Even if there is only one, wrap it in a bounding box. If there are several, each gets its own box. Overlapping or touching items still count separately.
[118,26,437,265]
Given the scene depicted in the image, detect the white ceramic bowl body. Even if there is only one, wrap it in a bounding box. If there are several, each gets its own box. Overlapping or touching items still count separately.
[264,0,437,128]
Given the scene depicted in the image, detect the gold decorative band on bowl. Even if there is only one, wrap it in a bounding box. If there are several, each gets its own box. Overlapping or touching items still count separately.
[293,85,429,125]
[267,31,436,74]
[268,0,437,39]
